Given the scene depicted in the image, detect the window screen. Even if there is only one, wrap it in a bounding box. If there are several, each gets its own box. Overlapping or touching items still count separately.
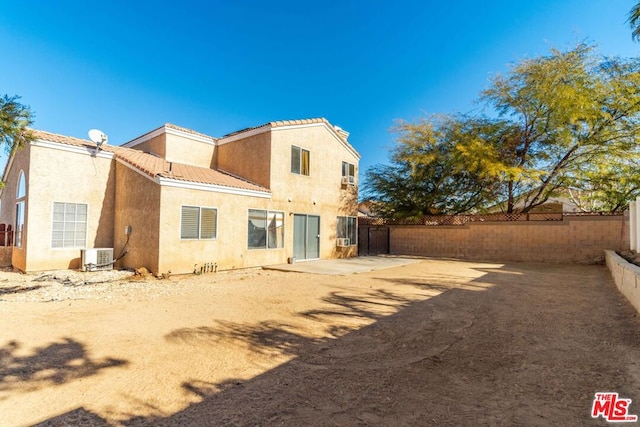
[181,206,217,240]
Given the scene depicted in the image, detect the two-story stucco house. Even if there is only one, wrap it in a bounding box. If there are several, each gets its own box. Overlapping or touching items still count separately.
[0,118,360,274]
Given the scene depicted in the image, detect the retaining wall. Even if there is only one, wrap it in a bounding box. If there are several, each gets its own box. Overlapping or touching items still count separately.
[389,215,628,263]
[605,250,640,315]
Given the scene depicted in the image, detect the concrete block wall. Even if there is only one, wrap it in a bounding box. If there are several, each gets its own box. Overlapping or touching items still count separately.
[0,247,12,267]
[389,215,628,263]
[605,250,640,315]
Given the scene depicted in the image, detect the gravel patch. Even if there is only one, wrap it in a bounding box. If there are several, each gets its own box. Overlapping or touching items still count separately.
[0,267,264,303]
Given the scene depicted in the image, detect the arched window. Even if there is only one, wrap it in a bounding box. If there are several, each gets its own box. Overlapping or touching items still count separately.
[15,170,26,248]
[16,170,26,199]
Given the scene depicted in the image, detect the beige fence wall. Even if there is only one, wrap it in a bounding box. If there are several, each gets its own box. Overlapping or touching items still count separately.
[388,215,628,263]
[605,250,640,314]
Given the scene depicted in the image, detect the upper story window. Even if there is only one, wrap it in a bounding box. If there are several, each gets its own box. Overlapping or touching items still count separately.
[291,145,310,176]
[16,171,26,199]
[342,161,355,185]
[15,170,26,248]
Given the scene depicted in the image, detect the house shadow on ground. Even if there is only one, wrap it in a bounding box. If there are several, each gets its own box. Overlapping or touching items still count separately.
[37,263,640,426]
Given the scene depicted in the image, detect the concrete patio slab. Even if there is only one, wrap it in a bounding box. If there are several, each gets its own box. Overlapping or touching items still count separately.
[263,255,422,275]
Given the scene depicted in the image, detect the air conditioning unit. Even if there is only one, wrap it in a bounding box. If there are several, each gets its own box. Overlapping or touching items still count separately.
[81,248,114,272]
[341,176,355,186]
[336,238,350,247]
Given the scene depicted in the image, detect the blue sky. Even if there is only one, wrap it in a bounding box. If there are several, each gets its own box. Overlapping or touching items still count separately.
[1,1,638,175]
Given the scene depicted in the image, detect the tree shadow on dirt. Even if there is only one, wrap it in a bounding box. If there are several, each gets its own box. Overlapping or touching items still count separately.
[32,406,110,427]
[373,277,455,293]
[166,288,415,357]
[167,321,321,357]
[0,338,127,393]
[300,288,415,325]
[118,286,489,426]
[0,284,43,295]
[37,263,640,425]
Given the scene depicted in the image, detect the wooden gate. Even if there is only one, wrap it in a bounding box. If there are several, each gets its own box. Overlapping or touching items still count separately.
[358,226,390,256]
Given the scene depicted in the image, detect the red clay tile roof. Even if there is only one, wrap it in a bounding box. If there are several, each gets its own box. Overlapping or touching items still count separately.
[30,129,269,194]
[30,129,101,150]
[222,117,342,139]
[114,149,269,193]
[126,123,216,145]
[220,117,359,157]
[164,123,216,141]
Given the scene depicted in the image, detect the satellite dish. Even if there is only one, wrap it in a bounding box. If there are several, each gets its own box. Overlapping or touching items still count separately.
[88,129,108,147]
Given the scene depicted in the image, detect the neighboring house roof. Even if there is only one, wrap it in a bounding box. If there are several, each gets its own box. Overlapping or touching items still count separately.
[358,200,383,218]
[484,188,582,214]
[27,129,269,194]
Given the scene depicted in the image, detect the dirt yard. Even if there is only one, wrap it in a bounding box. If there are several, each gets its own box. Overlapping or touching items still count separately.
[1,259,640,426]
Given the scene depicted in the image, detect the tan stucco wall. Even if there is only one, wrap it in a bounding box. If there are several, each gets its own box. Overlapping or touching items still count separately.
[216,132,272,188]
[129,134,166,158]
[113,161,161,273]
[1,144,31,271]
[164,133,214,168]
[153,125,360,274]
[1,122,359,274]
[155,187,278,274]
[128,131,215,169]
[270,125,359,259]
[13,145,116,271]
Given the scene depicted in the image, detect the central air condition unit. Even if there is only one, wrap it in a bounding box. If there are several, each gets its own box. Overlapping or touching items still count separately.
[336,238,350,247]
[81,248,114,271]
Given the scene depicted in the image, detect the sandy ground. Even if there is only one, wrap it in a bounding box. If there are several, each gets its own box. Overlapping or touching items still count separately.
[1,259,640,426]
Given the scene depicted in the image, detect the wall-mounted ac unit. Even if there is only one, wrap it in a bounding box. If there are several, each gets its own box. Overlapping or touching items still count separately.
[81,248,114,271]
[336,238,350,247]
[341,176,355,186]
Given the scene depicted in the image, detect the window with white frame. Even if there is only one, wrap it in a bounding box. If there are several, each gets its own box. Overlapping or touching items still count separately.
[15,201,24,247]
[248,209,284,249]
[52,202,88,248]
[291,145,310,176]
[337,216,357,246]
[181,206,217,239]
[342,161,355,185]
[15,171,26,248]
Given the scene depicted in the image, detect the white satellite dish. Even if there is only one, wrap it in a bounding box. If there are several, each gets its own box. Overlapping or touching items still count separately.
[88,129,108,147]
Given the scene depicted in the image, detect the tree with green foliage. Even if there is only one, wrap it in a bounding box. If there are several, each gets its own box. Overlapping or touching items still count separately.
[482,44,640,212]
[567,158,640,213]
[365,44,640,218]
[629,1,640,41]
[364,115,507,219]
[0,95,34,155]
